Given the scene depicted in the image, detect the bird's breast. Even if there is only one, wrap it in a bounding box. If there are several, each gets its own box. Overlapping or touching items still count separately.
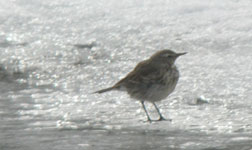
[131,67,179,102]
[148,72,179,101]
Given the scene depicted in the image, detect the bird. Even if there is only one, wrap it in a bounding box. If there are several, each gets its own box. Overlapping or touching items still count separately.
[94,49,186,122]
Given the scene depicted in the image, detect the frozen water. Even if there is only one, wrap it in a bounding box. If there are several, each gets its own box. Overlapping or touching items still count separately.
[0,0,252,149]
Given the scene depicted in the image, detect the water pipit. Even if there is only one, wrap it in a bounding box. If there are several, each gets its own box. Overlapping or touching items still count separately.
[94,50,186,122]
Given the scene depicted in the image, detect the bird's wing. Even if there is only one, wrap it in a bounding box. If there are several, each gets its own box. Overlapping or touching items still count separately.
[114,60,164,87]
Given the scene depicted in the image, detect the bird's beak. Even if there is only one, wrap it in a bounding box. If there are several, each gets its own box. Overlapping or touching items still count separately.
[176,52,187,57]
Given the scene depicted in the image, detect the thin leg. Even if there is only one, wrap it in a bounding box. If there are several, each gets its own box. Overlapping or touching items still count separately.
[152,102,166,121]
[141,101,152,122]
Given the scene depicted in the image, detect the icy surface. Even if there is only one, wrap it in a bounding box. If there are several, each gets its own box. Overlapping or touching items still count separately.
[0,0,252,149]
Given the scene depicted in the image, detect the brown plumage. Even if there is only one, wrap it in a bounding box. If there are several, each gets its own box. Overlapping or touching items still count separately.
[94,49,186,122]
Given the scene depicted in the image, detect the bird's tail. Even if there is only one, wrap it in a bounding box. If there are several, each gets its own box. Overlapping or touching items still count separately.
[93,86,115,94]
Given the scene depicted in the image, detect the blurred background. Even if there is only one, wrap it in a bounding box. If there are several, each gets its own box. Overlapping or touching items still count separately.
[0,0,252,149]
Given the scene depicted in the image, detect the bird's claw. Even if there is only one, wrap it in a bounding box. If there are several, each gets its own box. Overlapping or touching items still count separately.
[157,116,172,122]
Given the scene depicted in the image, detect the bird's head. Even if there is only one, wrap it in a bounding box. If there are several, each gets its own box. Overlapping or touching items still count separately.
[150,49,187,66]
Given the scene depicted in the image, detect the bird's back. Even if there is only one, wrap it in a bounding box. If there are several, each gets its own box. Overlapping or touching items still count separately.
[114,59,179,102]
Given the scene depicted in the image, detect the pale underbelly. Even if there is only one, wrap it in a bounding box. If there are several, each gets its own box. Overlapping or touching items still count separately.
[129,81,178,102]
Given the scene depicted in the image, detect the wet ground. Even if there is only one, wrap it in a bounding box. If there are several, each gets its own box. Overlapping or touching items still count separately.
[0,0,252,149]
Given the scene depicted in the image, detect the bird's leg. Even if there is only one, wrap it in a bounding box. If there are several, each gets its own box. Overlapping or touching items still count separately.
[141,101,152,122]
[152,102,167,121]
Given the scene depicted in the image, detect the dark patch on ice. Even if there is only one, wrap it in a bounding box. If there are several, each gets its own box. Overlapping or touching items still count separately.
[0,65,27,81]
[0,64,57,93]
[188,96,210,105]
[15,42,29,47]
[73,60,87,66]
[196,97,209,105]
[0,41,28,48]
[202,148,228,150]
[0,41,11,48]
[72,59,94,66]
[0,64,32,92]
[72,43,96,49]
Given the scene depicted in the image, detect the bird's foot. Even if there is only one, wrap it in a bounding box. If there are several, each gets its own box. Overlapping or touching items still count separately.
[141,118,153,123]
[157,116,172,122]
[142,117,171,123]
[147,117,152,123]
